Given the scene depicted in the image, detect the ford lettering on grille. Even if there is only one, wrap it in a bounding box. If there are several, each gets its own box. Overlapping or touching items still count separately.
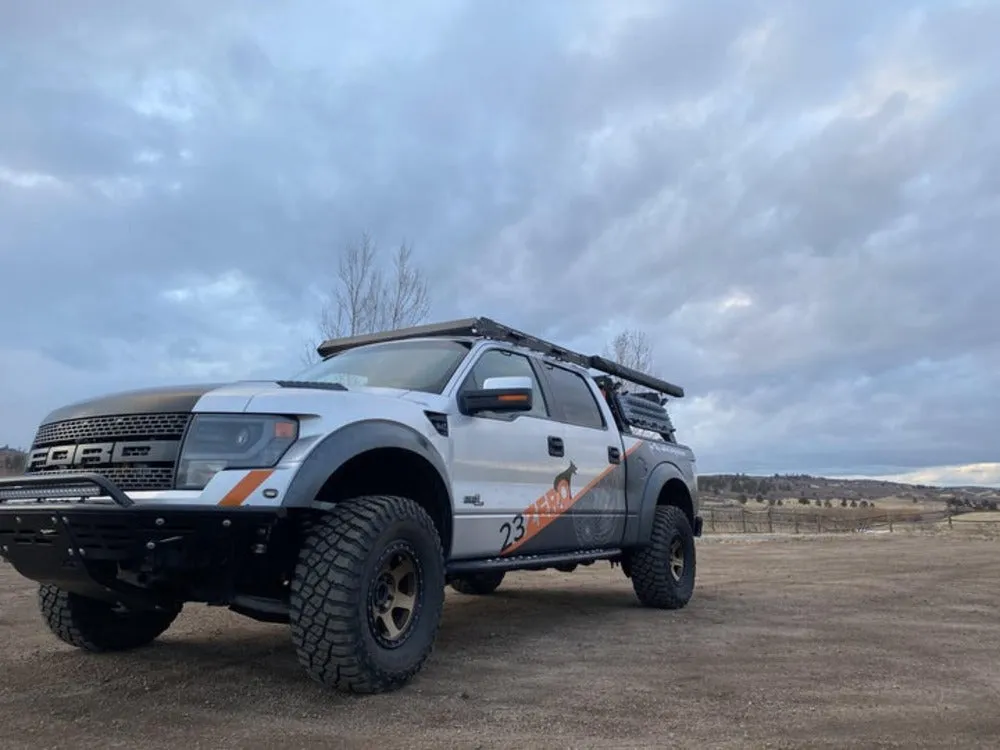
[28,440,180,470]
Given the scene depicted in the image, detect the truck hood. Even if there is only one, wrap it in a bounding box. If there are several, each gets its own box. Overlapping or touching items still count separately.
[39,383,227,424]
[39,380,414,424]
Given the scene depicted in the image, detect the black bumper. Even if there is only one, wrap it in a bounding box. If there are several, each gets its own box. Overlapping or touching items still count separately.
[0,473,292,607]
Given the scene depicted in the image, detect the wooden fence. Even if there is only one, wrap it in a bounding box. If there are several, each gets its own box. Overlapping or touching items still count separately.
[700,506,962,535]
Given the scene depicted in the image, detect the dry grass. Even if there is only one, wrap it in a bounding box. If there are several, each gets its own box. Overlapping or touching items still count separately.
[2,531,999,749]
[949,511,1000,523]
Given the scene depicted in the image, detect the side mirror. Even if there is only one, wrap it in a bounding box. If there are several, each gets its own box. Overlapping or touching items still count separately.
[459,375,534,415]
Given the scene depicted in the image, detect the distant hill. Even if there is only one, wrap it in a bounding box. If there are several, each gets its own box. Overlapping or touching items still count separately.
[699,473,1000,511]
[0,446,26,477]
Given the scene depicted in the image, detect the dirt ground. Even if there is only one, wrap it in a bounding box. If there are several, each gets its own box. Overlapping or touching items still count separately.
[1,532,998,750]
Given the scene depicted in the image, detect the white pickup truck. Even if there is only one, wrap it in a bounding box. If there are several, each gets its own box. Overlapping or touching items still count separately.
[0,317,701,694]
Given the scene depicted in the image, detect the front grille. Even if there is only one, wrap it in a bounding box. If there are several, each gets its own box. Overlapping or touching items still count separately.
[32,413,191,448]
[25,413,191,492]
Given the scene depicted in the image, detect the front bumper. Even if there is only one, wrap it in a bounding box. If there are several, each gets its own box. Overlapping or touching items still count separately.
[0,473,293,607]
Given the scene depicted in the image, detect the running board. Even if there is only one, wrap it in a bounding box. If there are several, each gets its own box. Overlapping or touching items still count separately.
[446,548,622,575]
[229,595,290,624]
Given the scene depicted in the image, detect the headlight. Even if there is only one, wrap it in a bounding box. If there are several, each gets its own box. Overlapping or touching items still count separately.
[176,414,299,490]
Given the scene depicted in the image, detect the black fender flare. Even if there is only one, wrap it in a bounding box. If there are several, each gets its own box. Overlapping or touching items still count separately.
[622,460,694,548]
[281,419,453,512]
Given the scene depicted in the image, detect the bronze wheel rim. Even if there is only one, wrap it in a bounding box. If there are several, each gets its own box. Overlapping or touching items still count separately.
[368,541,421,648]
[669,538,685,582]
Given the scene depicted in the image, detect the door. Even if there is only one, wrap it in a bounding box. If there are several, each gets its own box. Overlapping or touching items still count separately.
[535,361,628,551]
[448,347,564,559]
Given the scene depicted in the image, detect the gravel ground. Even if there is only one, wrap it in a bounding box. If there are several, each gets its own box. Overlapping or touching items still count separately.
[1,532,998,749]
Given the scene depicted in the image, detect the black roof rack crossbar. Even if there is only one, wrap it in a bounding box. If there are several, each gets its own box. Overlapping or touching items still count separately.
[316,316,685,398]
[316,318,483,358]
[585,354,684,398]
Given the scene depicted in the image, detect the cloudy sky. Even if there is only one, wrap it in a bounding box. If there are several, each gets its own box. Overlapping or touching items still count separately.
[1,0,998,485]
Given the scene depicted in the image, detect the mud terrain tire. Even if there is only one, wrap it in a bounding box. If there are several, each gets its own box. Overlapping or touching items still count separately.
[628,505,696,609]
[289,495,445,694]
[449,571,505,596]
[38,585,181,652]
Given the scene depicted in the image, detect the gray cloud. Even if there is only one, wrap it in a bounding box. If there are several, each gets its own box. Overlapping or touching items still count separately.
[0,0,997,484]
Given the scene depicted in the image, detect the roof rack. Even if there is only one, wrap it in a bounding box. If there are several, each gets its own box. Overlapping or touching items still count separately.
[316,316,685,398]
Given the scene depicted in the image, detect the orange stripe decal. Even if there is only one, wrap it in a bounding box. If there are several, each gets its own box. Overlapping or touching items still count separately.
[217,469,274,507]
[500,441,642,556]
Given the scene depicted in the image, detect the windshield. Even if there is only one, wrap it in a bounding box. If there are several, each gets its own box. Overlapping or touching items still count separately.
[293,338,471,393]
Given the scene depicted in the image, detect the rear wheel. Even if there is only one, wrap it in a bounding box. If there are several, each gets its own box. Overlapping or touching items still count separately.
[38,585,181,652]
[288,495,445,694]
[627,505,696,609]
[449,570,505,596]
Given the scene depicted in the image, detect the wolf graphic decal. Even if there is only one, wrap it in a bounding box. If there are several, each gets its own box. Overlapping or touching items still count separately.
[553,461,578,496]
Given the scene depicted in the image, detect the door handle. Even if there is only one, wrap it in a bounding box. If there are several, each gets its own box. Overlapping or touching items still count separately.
[608,446,621,464]
[548,436,564,457]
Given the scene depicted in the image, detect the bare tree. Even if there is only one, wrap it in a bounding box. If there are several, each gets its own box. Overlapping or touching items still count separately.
[304,232,431,363]
[380,241,431,332]
[603,328,655,374]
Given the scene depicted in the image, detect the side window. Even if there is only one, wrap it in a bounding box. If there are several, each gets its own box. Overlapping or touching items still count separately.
[461,348,549,418]
[543,364,606,430]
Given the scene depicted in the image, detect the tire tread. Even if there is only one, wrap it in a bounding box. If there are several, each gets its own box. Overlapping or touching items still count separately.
[38,585,179,652]
[289,494,444,694]
[628,505,696,609]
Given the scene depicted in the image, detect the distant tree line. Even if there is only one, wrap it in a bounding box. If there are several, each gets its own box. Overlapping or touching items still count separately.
[734,494,877,510]
[700,472,1000,510]
[0,447,26,475]
[946,497,999,511]
[700,474,809,496]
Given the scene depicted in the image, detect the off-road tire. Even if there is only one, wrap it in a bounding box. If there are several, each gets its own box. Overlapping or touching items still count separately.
[627,505,696,609]
[38,585,181,652]
[289,495,445,694]
[449,570,505,596]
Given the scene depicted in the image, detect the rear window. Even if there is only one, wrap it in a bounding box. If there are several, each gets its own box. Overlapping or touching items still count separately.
[543,364,606,429]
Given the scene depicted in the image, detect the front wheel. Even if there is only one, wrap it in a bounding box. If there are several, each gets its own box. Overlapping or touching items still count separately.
[288,495,446,694]
[38,585,181,652]
[626,505,696,609]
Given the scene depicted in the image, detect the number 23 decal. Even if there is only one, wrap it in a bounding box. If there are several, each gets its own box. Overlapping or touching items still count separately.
[499,513,525,550]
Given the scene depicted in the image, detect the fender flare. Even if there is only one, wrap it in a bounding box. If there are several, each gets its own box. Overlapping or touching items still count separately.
[622,460,693,548]
[281,419,453,512]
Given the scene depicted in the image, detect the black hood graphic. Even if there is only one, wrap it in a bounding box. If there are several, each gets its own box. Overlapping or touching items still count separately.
[40,384,225,425]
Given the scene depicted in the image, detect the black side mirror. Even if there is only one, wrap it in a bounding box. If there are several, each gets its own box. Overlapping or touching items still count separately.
[459,376,534,415]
